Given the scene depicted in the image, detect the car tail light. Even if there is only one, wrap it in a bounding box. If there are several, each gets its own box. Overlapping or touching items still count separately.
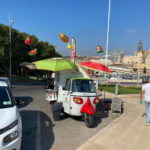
[73,97,83,104]
[93,97,100,104]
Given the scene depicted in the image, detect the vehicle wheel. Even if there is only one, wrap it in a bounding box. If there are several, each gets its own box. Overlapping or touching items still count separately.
[53,110,61,121]
[50,103,54,112]
[84,113,95,128]
[51,102,62,121]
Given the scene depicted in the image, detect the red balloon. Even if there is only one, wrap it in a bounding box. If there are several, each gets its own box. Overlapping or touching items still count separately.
[24,36,31,45]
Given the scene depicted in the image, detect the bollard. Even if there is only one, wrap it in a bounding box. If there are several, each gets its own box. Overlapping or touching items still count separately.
[115,83,118,95]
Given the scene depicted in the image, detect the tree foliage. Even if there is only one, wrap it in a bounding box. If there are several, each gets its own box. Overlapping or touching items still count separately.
[143,67,147,74]
[0,24,61,75]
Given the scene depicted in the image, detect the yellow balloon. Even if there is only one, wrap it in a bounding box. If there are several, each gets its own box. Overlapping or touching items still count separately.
[67,44,72,50]
[59,32,69,43]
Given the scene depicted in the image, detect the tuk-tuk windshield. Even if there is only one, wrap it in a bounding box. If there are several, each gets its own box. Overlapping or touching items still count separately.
[72,79,96,93]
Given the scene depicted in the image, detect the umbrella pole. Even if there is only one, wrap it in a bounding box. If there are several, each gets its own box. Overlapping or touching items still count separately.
[46,71,49,88]
[71,37,76,63]
[54,72,60,97]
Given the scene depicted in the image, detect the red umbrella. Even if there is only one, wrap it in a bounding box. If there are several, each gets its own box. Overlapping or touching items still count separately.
[78,61,112,74]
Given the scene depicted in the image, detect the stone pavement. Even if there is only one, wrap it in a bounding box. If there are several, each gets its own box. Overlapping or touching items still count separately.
[76,96,150,150]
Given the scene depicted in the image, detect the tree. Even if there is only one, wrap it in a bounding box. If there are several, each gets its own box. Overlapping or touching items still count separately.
[0,23,61,76]
[143,67,147,74]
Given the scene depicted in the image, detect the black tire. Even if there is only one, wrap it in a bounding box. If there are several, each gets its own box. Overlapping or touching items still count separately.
[84,113,95,128]
[51,102,62,121]
[53,110,61,121]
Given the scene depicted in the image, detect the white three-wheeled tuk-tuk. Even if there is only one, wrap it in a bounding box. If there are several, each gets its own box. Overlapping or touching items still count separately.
[45,69,100,128]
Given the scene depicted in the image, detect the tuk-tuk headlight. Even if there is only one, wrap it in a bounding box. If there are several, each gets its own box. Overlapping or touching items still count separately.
[3,130,19,144]
[93,97,100,104]
[73,97,83,104]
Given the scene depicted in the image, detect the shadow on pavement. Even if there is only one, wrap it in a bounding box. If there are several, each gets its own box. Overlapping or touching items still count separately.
[20,110,54,150]
[15,96,33,108]
[60,113,70,121]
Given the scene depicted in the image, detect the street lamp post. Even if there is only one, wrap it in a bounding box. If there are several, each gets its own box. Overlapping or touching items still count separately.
[105,0,111,66]
[9,13,13,86]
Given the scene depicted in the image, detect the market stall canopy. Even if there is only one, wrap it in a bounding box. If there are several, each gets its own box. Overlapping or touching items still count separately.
[78,61,112,74]
[32,57,77,71]
[109,66,129,72]
[25,64,36,70]
[19,62,36,70]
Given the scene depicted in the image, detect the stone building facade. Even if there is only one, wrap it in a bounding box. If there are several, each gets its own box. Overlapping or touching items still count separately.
[123,41,150,74]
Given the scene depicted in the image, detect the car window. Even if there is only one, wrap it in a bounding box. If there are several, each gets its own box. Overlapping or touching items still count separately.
[0,87,13,108]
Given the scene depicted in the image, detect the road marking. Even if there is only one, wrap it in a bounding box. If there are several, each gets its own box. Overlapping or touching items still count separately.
[36,106,41,150]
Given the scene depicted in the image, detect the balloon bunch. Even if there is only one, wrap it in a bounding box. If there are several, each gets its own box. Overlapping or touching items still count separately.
[66,43,73,50]
[96,45,103,53]
[28,48,38,56]
[24,36,38,56]
[59,32,73,50]
[24,36,31,45]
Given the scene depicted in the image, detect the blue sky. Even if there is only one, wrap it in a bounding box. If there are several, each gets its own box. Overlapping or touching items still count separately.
[0,0,150,56]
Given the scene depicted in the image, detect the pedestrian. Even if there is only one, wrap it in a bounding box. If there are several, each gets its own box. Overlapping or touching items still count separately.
[140,77,150,126]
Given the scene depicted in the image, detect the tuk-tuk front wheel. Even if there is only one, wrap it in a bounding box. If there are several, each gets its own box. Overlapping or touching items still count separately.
[53,111,61,121]
[51,102,62,121]
[84,113,95,128]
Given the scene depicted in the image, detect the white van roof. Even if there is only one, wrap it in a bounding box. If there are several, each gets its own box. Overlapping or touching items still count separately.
[0,81,8,87]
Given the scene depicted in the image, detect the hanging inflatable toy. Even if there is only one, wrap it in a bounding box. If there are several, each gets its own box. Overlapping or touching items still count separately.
[28,48,37,56]
[59,32,69,43]
[96,45,103,53]
[24,36,31,45]
[66,43,72,50]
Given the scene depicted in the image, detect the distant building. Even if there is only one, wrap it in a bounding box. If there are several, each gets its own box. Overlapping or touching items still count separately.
[65,55,100,62]
[123,41,150,74]
[101,50,124,65]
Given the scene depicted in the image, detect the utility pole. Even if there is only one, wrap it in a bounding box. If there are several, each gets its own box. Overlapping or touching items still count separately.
[9,13,14,86]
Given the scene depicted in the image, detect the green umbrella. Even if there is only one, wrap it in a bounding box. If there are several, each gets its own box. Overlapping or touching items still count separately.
[32,57,77,71]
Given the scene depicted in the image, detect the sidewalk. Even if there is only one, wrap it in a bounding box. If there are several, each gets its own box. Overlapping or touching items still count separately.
[76,97,150,150]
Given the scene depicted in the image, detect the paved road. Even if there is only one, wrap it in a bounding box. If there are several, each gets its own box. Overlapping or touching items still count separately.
[12,85,118,150]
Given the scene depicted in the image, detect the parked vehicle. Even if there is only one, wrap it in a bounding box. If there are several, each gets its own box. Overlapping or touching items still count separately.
[0,77,11,88]
[141,76,150,83]
[0,79,22,150]
[121,74,133,79]
[45,70,100,128]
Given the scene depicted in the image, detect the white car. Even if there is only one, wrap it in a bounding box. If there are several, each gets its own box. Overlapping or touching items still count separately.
[109,77,118,80]
[0,80,22,150]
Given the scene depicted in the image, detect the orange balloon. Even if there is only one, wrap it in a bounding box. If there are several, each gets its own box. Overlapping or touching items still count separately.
[59,32,69,43]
